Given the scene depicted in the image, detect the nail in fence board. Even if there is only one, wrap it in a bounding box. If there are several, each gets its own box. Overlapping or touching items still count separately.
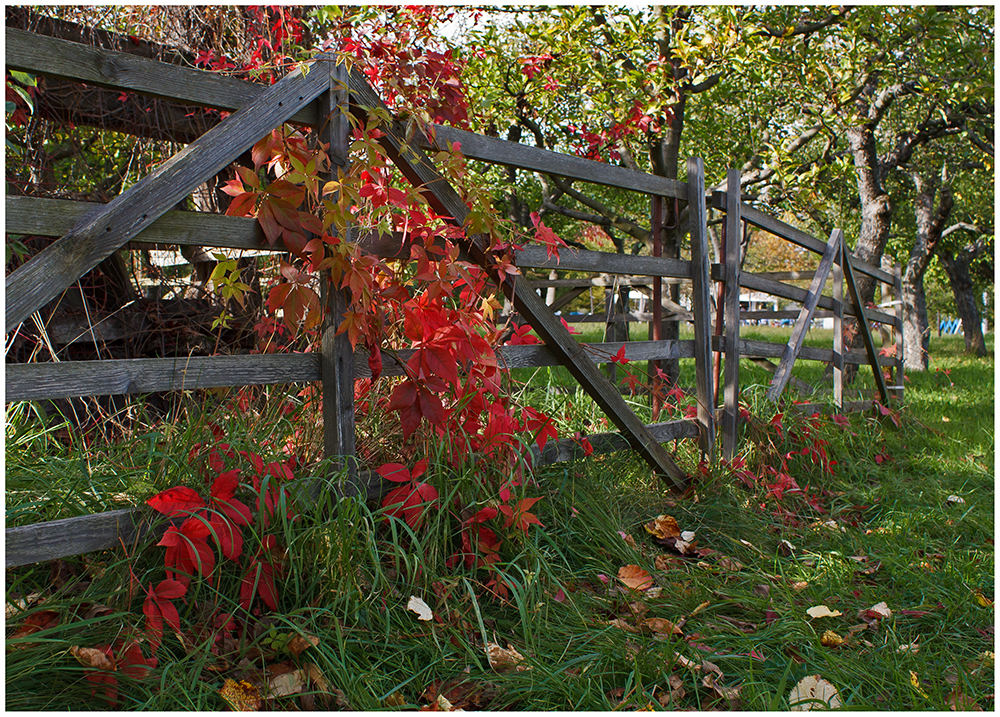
[5,52,335,332]
[766,228,842,402]
[722,172,742,460]
[687,158,716,459]
[320,61,357,469]
[348,70,688,488]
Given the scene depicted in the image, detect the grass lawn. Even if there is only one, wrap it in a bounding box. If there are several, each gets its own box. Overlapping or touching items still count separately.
[5,334,994,710]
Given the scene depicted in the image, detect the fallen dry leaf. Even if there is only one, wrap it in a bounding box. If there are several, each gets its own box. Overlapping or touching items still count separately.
[219,679,261,711]
[645,514,681,541]
[407,596,434,621]
[618,565,654,592]
[717,557,743,571]
[946,495,966,505]
[778,539,796,556]
[806,605,842,619]
[657,674,686,707]
[268,669,305,698]
[655,554,682,572]
[644,617,683,636]
[703,672,741,706]
[69,645,116,672]
[910,671,929,699]
[607,618,641,634]
[788,675,842,710]
[947,691,983,711]
[861,601,892,621]
[486,641,531,672]
[897,640,919,655]
[820,630,844,647]
[286,633,319,657]
[790,581,810,592]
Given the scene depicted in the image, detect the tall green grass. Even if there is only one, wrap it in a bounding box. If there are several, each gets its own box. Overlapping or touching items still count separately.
[5,335,993,710]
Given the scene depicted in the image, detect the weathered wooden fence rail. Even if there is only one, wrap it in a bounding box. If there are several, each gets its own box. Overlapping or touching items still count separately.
[5,25,901,568]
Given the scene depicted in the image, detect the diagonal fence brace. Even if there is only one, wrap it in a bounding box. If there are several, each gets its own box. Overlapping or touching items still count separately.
[6,53,340,333]
[347,70,689,489]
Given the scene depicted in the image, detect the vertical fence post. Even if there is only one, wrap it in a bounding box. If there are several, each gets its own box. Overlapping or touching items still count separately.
[833,244,845,409]
[687,157,715,460]
[649,195,663,421]
[321,60,356,476]
[722,169,741,461]
[893,265,904,401]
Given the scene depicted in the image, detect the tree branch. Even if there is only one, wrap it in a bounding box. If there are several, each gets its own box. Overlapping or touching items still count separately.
[755,6,851,38]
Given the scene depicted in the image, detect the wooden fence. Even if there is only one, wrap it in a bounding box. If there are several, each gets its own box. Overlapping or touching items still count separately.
[5,26,900,568]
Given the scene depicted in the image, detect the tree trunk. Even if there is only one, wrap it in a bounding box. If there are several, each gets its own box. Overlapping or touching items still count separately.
[940,248,988,356]
[901,169,953,371]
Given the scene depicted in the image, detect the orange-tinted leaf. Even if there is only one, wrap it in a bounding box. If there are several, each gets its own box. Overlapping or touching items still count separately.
[618,565,654,592]
[70,645,117,672]
[644,514,681,541]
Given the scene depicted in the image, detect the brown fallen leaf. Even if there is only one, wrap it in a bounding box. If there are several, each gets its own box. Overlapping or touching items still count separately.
[947,691,983,711]
[69,645,116,672]
[703,672,741,706]
[618,565,654,592]
[656,674,686,707]
[607,618,641,634]
[267,669,305,698]
[486,641,531,672]
[654,554,684,571]
[717,557,743,571]
[645,515,681,541]
[644,617,683,636]
[286,633,319,657]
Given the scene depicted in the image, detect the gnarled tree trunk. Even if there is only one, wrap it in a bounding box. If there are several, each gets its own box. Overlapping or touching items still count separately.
[940,244,988,357]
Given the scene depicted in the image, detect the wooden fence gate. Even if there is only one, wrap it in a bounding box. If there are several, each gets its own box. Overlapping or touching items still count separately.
[5,26,901,568]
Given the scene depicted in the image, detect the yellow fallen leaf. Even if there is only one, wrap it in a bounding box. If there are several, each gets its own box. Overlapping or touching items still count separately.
[910,671,929,699]
[820,630,844,647]
[789,674,842,710]
[806,605,842,619]
[219,679,260,711]
[974,590,993,608]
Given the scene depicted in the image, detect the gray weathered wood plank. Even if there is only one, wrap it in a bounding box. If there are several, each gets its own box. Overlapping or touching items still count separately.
[687,158,716,459]
[5,27,323,127]
[6,52,335,333]
[349,71,689,488]
[722,170,741,460]
[766,229,842,402]
[320,62,357,469]
[892,266,904,400]
[6,354,321,402]
[5,196,410,259]
[833,250,845,407]
[749,357,816,396]
[841,244,891,404]
[421,125,687,200]
[710,192,893,285]
[529,420,699,466]
[6,508,157,568]
[725,268,897,326]
[515,245,691,277]
[713,336,895,367]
